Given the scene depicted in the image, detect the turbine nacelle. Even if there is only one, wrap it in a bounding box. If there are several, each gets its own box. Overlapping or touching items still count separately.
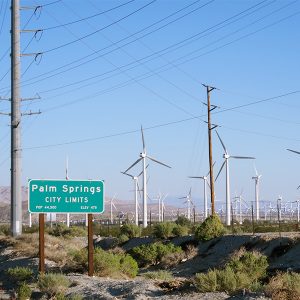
[140,153,146,158]
[224,154,230,159]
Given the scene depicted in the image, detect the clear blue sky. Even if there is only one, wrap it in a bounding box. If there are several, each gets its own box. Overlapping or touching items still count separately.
[0,0,300,212]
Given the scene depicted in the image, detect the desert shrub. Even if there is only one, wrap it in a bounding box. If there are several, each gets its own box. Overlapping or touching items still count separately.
[72,248,138,278]
[118,254,139,278]
[17,282,32,300]
[120,224,140,238]
[172,224,189,237]
[153,222,175,239]
[175,216,192,227]
[265,272,300,299]
[118,234,129,244]
[131,242,183,267]
[141,226,153,237]
[184,244,198,259]
[0,224,10,236]
[38,273,70,297]
[194,250,268,294]
[194,269,217,292]
[6,267,33,283]
[23,224,39,234]
[226,249,268,281]
[48,224,86,238]
[160,251,185,268]
[143,270,174,281]
[195,214,224,241]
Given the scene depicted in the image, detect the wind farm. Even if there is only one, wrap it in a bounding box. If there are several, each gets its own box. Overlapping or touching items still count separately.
[1,0,300,298]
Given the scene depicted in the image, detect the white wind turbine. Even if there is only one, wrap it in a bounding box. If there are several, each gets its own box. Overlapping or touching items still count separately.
[215,131,255,226]
[161,193,168,222]
[121,168,146,226]
[189,163,215,220]
[252,166,262,221]
[179,188,193,220]
[110,195,117,224]
[124,126,171,228]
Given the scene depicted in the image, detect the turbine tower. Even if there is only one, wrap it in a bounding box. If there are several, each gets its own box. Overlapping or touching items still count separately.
[124,126,171,228]
[215,131,255,226]
[179,188,193,220]
[121,168,145,226]
[252,166,262,221]
[189,164,214,220]
[110,195,117,224]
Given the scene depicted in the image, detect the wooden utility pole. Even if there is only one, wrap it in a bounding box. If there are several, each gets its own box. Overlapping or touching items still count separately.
[203,85,217,215]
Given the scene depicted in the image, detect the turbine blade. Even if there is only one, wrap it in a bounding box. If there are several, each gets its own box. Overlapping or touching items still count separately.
[141,126,145,152]
[206,161,216,177]
[178,196,186,199]
[112,203,117,210]
[147,155,171,168]
[124,157,143,173]
[188,176,204,179]
[287,148,300,155]
[137,181,142,198]
[137,164,149,177]
[216,131,228,155]
[215,161,226,182]
[254,164,258,176]
[297,185,300,190]
[121,171,134,179]
[231,156,255,159]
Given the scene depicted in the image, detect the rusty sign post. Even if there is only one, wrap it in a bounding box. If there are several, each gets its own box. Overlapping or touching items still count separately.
[29,179,104,276]
[39,213,45,273]
[88,214,94,276]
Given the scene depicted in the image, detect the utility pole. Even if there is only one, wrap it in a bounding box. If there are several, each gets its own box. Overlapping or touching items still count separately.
[11,0,22,237]
[7,1,41,237]
[203,85,217,215]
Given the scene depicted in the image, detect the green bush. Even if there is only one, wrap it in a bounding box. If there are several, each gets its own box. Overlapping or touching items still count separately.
[226,250,268,281]
[120,224,140,238]
[17,282,32,300]
[48,224,86,238]
[172,224,189,237]
[72,248,138,278]
[195,214,224,241]
[131,242,183,267]
[153,222,175,239]
[175,216,192,227]
[194,250,268,294]
[118,234,129,244]
[143,270,174,281]
[265,272,300,299]
[0,224,10,236]
[194,269,217,292]
[6,267,33,283]
[141,226,153,237]
[38,273,70,297]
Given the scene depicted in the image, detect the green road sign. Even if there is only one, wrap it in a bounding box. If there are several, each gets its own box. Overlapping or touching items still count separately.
[28,179,104,213]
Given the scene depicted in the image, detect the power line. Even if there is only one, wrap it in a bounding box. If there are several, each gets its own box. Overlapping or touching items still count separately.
[0,0,215,91]
[42,0,157,54]
[21,90,300,150]
[43,0,135,30]
[12,0,279,95]
[37,5,299,112]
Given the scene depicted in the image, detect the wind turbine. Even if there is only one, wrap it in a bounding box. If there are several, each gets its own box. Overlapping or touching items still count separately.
[252,166,262,221]
[189,163,215,220]
[121,167,146,226]
[179,188,193,220]
[215,131,255,226]
[110,195,117,224]
[161,193,168,222]
[124,126,171,228]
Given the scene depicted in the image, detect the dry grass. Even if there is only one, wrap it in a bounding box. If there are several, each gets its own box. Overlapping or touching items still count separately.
[265,272,300,300]
[8,233,85,266]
